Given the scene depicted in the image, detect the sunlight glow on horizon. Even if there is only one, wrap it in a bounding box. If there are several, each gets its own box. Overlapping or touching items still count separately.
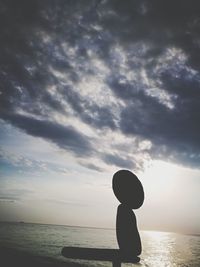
[137,160,200,234]
[1,157,200,234]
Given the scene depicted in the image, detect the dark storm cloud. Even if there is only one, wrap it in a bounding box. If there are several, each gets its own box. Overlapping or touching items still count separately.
[119,92,200,167]
[1,0,200,169]
[2,114,93,157]
[61,87,116,130]
[103,0,200,168]
[0,0,116,131]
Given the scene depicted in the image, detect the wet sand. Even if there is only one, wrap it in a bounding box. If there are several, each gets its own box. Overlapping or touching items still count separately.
[0,246,84,267]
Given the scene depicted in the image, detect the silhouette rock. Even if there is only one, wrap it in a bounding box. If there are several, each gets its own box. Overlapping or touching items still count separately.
[112,170,144,256]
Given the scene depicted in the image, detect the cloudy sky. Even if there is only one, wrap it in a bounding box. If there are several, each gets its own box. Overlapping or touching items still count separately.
[0,0,200,234]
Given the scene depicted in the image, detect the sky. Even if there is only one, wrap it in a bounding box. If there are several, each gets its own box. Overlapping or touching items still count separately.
[0,0,200,234]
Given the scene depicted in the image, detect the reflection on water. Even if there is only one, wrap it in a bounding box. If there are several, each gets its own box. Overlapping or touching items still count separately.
[0,222,200,267]
[141,231,200,267]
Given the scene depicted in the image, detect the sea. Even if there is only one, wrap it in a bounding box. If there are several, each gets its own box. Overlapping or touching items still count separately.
[0,222,200,267]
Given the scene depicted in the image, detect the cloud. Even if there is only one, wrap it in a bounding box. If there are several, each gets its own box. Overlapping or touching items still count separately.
[2,113,93,157]
[102,153,135,169]
[1,0,200,170]
[44,199,89,207]
[0,189,33,202]
[0,148,68,176]
[79,162,104,172]
[0,197,19,203]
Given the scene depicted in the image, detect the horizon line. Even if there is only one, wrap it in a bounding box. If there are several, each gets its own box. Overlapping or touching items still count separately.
[0,220,199,237]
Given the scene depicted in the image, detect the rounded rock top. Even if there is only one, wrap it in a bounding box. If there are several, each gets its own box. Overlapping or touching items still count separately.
[112,170,144,209]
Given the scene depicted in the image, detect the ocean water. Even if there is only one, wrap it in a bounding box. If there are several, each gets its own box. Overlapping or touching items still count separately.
[0,222,200,267]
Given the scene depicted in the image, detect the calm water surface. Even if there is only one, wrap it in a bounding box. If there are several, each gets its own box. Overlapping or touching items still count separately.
[0,222,199,267]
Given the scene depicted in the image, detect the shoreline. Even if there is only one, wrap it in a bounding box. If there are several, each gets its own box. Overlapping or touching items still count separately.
[1,221,199,237]
[0,246,86,267]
